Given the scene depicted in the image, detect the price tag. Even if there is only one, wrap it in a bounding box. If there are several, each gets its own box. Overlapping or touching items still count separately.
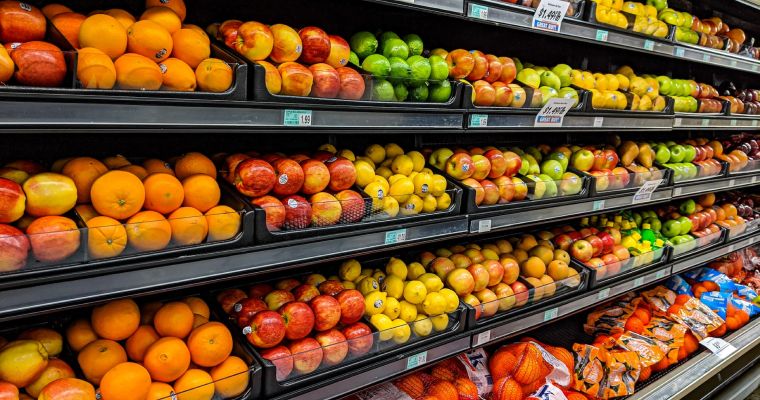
[729,179,736,187]
[477,219,492,233]
[643,40,655,51]
[656,269,667,279]
[283,109,312,126]
[535,97,576,127]
[728,244,735,252]
[702,54,711,62]
[752,175,758,183]
[531,0,570,32]
[633,276,645,288]
[593,116,604,127]
[474,330,492,346]
[597,288,611,300]
[384,229,407,244]
[730,60,738,67]
[674,117,682,127]
[701,119,710,127]
[753,64,759,72]
[632,179,661,204]
[595,29,608,42]
[470,114,488,127]
[592,199,605,211]
[406,351,428,369]
[673,187,682,196]
[675,47,685,57]
[754,120,759,127]
[469,4,489,19]
[543,307,559,321]
[731,119,738,127]
[700,337,736,359]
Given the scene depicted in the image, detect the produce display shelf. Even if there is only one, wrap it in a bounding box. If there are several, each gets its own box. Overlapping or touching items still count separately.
[365,0,466,14]
[466,111,674,131]
[671,234,759,274]
[711,362,760,400]
[671,174,760,199]
[674,114,760,130]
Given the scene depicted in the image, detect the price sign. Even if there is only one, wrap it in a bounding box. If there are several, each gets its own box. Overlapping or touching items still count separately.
[477,220,492,233]
[592,199,605,211]
[700,337,736,359]
[470,114,488,127]
[535,97,575,127]
[729,179,736,187]
[595,29,608,42]
[752,175,758,184]
[531,0,570,32]
[384,229,407,244]
[632,179,661,204]
[543,307,559,321]
[597,288,611,300]
[656,269,667,279]
[283,109,312,126]
[731,119,738,127]
[469,4,488,19]
[633,276,645,288]
[593,116,604,127]
[674,117,682,127]
[702,54,711,62]
[406,351,428,369]
[675,47,685,57]
[643,39,655,51]
[673,187,682,196]
[474,330,492,346]
[701,118,710,127]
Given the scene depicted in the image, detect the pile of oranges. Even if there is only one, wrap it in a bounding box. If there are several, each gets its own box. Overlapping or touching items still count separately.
[66,297,249,399]
[45,0,233,92]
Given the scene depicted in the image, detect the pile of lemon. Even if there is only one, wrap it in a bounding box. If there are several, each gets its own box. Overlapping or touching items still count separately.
[338,257,458,344]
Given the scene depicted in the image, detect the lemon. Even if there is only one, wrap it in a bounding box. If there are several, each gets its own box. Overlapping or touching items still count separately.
[384,297,401,319]
[353,274,368,284]
[400,194,423,216]
[342,281,356,290]
[604,73,619,91]
[355,156,375,169]
[371,314,394,340]
[404,280,427,304]
[364,181,386,210]
[364,291,387,316]
[590,89,604,109]
[376,166,393,179]
[422,292,447,316]
[430,174,447,196]
[413,315,433,337]
[439,288,460,313]
[388,174,406,185]
[382,196,400,217]
[373,270,387,285]
[319,143,337,153]
[339,259,362,281]
[421,167,434,175]
[358,276,380,295]
[418,273,444,293]
[407,151,425,172]
[389,177,414,203]
[407,262,426,280]
[616,74,630,91]
[614,90,628,110]
[422,194,437,213]
[391,155,414,176]
[436,193,452,211]
[373,176,390,192]
[408,171,419,180]
[391,319,411,344]
[399,300,418,322]
[354,160,376,187]
[412,173,432,197]
[431,314,449,331]
[385,143,404,159]
[383,275,404,298]
[338,149,356,161]
[361,268,374,277]
[365,144,386,164]
[593,73,607,90]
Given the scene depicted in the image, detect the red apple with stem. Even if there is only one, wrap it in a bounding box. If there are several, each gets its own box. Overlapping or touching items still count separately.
[265,289,295,311]
[571,239,593,262]
[279,301,315,340]
[234,297,267,328]
[235,21,274,61]
[244,310,285,349]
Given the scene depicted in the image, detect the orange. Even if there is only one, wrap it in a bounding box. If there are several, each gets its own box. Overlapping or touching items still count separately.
[146,0,187,21]
[146,382,175,400]
[489,350,517,379]
[125,211,172,251]
[153,301,194,338]
[66,319,98,352]
[51,12,87,48]
[100,9,136,29]
[78,339,128,385]
[61,157,108,203]
[91,298,141,340]
[141,6,181,33]
[91,170,145,219]
[722,204,738,218]
[183,297,210,319]
[736,309,750,325]
[711,324,727,337]
[143,158,174,175]
[624,316,645,334]
[675,294,692,305]
[182,24,209,43]
[143,337,191,382]
[639,366,652,381]
[726,316,742,331]
[169,207,208,245]
[210,356,249,398]
[0,46,11,83]
[193,314,209,328]
[126,325,160,362]
[195,58,233,93]
[87,215,127,259]
[120,164,149,180]
[115,53,164,90]
[173,369,214,400]
[171,29,210,69]
[99,362,151,400]
[160,57,197,91]
[529,245,553,265]
[632,308,651,325]
[127,20,173,62]
[102,155,131,169]
[205,205,241,241]
[182,175,220,213]
[520,256,546,279]
[79,14,128,59]
[175,152,217,180]
[77,47,117,89]
[143,173,184,214]
[42,4,73,18]
[186,321,233,367]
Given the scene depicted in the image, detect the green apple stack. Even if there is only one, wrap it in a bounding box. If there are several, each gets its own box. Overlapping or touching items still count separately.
[513,145,584,199]
[651,140,699,182]
[516,64,580,108]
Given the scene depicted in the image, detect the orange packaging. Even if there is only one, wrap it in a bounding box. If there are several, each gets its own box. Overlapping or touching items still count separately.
[584,294,639,336]
[642,317,687,364]
[641,286,676,313]
[616,331,666,367]
[668,297,725,340]
[572,344,641,399]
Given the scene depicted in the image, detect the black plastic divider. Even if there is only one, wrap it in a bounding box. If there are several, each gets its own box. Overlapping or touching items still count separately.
[675,97,732,117]
[668,226,728,260]
[571,246,670,289]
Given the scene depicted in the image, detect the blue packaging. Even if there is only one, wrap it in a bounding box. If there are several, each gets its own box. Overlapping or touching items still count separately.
[666,275,692,295]
[700,291,729,319]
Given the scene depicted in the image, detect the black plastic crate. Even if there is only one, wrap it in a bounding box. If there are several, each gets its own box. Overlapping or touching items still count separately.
[583,91,675,116]
[571,246,669,289]
[659,160,729,186]
[475,0,587,20]
[584,2,676,42]
[571,166,672,198]
[668,226,727,260]
[461,83,589,113]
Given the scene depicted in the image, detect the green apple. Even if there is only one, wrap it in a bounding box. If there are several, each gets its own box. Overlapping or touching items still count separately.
[513,57,523,73]
[428,55,448,82]
[362,54,391,78]
[558,87,580,107]
[547,151,569,172]
[654,145,670,164]
[661,220,682,238]
[682,145,696,163]
[540,71,561,91]
[525,147,543,163]
[631,212,642,226]
[676,216,692,235]
[679,199,696,215]
[428,80,452,103]
[656,76,672,95]
[518,155,531,175]
[534,66,548,74]
[510,147,525,156]
[517,68,541,89]
[559,172,582,195]
[388,57,411,84]
[524,154,540,174]
[539,86,559,106]
[683,163,697,179]
[403,33,424,57]
[407,55,431,87]
[552,64,573,87]
[644,217,662,232]
[668,145,685,163]
[541,160,564,180]
[539,174,558,197]
[350,31,379,59]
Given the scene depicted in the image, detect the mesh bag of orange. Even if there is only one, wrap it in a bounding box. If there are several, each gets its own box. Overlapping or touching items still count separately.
[667,297,724,340]
[614,331,666,367]
[571,344,641,399]
[642,316,687,365]
[641,286,677,313]
[489,340,573,400]
[584,294,639,336]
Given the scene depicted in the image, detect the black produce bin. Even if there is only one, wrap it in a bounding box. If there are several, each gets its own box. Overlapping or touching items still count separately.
[584,1,676,42]
[571,165,672,197]
[668,226,727,260]
[571,245,669,289]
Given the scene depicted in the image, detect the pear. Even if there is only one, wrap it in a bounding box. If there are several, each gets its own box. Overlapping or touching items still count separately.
[618,141,640,167]
[0,340,49,387]
[636,143,655,168]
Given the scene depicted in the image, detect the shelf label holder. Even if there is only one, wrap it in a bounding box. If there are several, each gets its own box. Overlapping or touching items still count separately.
[700,337,736,359]
[531,0,569,32]
[643,40,654,51]
[535,97,575,127]
[595,29,608,42]
[384,229,408,244]
[543,307,559,321]
[469,4,489,19]
[470,114,489,127]
[597,288,611,300]
[474,330,491,346]
[406,351,428,369]
[477,220,492,233]
[283,110,312,126]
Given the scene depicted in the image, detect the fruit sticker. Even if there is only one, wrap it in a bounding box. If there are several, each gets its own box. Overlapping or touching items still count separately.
[19,2,31,11]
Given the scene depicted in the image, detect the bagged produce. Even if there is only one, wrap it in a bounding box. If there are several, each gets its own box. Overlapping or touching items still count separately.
[667,297,724,339]
[641,286,676,313]
[584,294,638,336]
[615,331,665,367]
[642,316,686,365]
[489,341,572,399]
[571,344,640,399]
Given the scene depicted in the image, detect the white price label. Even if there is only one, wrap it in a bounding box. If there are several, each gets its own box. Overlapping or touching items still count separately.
[753,120,759,127]
[283,109,312,126]
[701,119,710,127]
[384,229,407,244]
[469,4,488,19]
[595,29,608,42]
[674,117,682,126]
[729,179,736,187]
[728,244,736,252]
[656,269,667,279]
[531,0,570,32]
[675,47,685,57]
[474,330,491,346]
[633,276,645,288]
[753,64,759,72]
[535,97,575,127]
[470,114,488,127]
[730,119,738,127]
[592,199,605,211]
[730,60,738,67]
[643,40,655,51]
[632,179,661,204]
[702,54,711,62]
[406,351,428,369]
[543,307,559,321]
[752,175,758,184]
[700,337,736,359]
[593,116,604,127]
[477,219,492,233]
[396,0,415,3]
[673,187,682,196]
[597,288,611,300]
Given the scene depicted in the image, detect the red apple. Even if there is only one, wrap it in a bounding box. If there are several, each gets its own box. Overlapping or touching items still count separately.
[431,257,456,279]
[300,159,330,195]
[244,310,285,349]
[310,294,341,331]
[466,50,488,81]
[225,153,250,182]
[234,21,273,61]
[293,284,320,302]
[480,179,500,205]
[235,159,275,197]
[260,345,293,381]
[325,35,349,68]
[0,224,28,271]
[282,195,312,229]
[269,23,302,63]
[26,216,80,262]
[276,278,301,291]
[585,258,607,279]
[318,280,344,296]
[484,54,503,83]
[278,61,313,96]
[289,337,323,374]
[258,60,284,93]
[585,235,603,257]
[553,234,574,251]
[462,294,481,320]
[470,154,492,180]
[11,41,66,87]
[342,322,373,356]
[234,297,267,328]
[336,289,365,325]
[0,177,24,223]
[483,259,505,286]
[492,82,514,107]
[445,49,475,79]
[467,263,490,292]
[309,63,340,98]
[253,195,286,231]
[279,301,315,340]
[445,153,475,180]
[335,189,365,223]
[0,1,46,43]
[611,244,630,261]
[601,253,620,269]
[497,56,517,83]
[483,149,507,178]
[298,26,330,64]
[473,80,495,106]
[262,153,285,164]
[249,283,274,299]
[217,288,247,314]
[461,178,484,205]
[265,290,295,311]
[310,192,342,227]
[502,151,522,177]
[315,328,349,366]
[492,176,514,203]
[571,239,593,262]
[510,281,529,307]
[336,66,365,100]
[272,158,305,196]
[219,19,242,47]
[597,232,615,255]
[324,156,356,191]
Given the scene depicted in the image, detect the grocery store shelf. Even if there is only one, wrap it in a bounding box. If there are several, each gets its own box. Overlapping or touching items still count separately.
[366,0,465,14]
[672,174,760,198]
[674,114,760,130]
[671,233,759,274]
[467,112,674,131]
[711,362,760,400]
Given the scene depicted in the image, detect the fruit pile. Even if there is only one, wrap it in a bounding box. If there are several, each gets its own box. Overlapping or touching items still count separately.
[718,83,760,115]
[512,63,584,108]
[656,78,725,113]
[0,297,249,399]
[653,198,720,254]
[590,0,630,29]
[659,10,747,54]
[713,133,758,172]
[583,65,668,111]
[596,0,670,38]
[216,270,373,380]
[717,190,758,226]
[358,143,453,217]
[571,144,634,192]
[651,138,722,181]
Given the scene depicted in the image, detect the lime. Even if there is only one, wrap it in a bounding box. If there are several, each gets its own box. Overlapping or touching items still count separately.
[371,79,395,101]
[403,33,424,56]
[382,38,409,60]
[406,55,431,87]
[428,55,448,82]
[428,80,451,103]
[348,51,360,66]
[350,31,378,59]
[362,54,391,78]
[388,57,411,84]
[409,84,429,102]
[378,31,400,50]
[394,83,409,102]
